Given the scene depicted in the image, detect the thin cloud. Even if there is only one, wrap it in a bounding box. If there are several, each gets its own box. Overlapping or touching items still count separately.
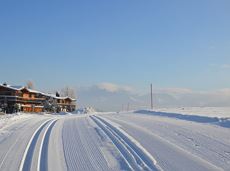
[154,88,194,95]
[97,82,134,93]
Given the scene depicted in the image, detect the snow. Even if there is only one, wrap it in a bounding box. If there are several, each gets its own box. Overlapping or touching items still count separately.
[134,108,230,128]
[0,108,229,171]
[154,107,230,118]
[0,84,24,91]
[73,107,98,114]
[91,115,162,171]
[42,93,76,101]
[55,111,72,115]
[63,117,109,170]
[0,113,32,130]
[102,110,230,170]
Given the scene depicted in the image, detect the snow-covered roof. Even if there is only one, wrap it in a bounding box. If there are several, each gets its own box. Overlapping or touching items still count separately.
[10,85,24,90]
[66,97,76,101]
[26,88,43,94]
[43,93,76,101]
[0,84,44,94]
[0,83,76,101]
[0,84,24,91]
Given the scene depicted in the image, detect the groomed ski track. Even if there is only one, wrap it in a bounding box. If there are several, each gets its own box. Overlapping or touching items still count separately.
[0,111,229,171]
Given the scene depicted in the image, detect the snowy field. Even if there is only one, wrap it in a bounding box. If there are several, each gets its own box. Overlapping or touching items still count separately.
[0,107,229,171]
[155,107,230,118]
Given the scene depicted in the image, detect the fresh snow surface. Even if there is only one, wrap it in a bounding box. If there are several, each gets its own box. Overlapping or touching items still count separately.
[73,107,98,114]
[0,113,32,129]
[154,107,230,118]
[134,107,230,128]
[0,108,229,171]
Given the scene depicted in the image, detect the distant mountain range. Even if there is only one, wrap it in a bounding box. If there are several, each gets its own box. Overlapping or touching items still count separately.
[76,84,230,112]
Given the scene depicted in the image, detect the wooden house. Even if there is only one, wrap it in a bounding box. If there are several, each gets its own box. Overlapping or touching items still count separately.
[0,83,44,113]
[42,93,76,112]
[56,97,76,112]
[0,83,76,113]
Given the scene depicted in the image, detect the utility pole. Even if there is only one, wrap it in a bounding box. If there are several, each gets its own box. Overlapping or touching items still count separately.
[127,103,130,111]
[150,84,153,110]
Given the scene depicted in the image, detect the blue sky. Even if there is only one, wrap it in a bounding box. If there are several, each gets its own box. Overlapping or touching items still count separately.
[0,0,230,94]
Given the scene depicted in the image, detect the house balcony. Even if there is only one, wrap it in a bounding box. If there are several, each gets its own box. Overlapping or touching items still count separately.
[0,95,45,104]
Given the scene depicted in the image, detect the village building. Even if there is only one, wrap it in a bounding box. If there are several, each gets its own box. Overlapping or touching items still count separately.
[42,93,76,113]
[0,83,76,113]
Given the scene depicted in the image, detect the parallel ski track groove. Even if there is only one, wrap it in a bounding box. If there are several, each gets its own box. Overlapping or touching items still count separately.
[38,119,58,171]
[62,118,111,171]
[91,115,161,171]
[19,119,53,171]
[77,118,110,171]
[63,119,96,171]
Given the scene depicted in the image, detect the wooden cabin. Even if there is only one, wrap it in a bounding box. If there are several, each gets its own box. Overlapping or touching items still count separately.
[0,83,76,113]
[0,83,44,113]
[41,93,76,113]
[19,88,44,112]
[56,97,76,112]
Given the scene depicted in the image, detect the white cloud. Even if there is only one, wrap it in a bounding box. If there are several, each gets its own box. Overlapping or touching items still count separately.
[97,82,134,93]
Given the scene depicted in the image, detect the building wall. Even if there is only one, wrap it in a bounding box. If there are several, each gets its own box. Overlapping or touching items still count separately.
[0,87,16,96]
[0,86,76,113]
[22,106,43,113]
[23,93,29,98]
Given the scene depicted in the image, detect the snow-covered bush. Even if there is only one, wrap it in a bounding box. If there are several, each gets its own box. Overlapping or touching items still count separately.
[43,97,60,113]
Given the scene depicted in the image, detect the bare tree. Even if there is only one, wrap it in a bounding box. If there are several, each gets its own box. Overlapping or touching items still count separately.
[61,86,76,99]
[26,80,34,89]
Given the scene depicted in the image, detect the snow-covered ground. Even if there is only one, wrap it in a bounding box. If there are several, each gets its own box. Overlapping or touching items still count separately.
[0,113,32,129]
[155,107,230,118]
[0,108,229,171]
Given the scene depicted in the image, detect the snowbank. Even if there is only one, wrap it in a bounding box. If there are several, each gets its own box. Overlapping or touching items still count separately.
[155,107,230,118]
[0,113,31,129]
[135,109,230,128]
